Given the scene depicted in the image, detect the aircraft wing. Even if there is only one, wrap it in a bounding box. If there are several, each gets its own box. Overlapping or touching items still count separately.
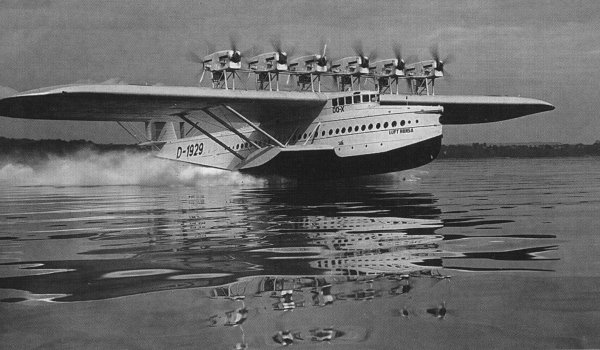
[380,94,554,124]
[0,84,328,122]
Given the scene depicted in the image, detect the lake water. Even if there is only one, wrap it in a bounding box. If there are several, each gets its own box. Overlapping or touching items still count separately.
[1,154,599,349]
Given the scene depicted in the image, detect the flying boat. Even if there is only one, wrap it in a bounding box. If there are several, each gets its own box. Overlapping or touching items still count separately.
[0,39,554,179]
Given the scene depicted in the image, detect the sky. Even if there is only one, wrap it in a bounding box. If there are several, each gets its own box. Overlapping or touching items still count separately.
[0,0,599,144]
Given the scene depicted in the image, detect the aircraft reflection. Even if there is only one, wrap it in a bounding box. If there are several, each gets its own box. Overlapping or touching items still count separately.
[0,183,557,305]
[203,272,453,348]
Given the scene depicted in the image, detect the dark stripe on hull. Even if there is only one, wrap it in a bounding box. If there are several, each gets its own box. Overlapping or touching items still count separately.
[241,135,442,179]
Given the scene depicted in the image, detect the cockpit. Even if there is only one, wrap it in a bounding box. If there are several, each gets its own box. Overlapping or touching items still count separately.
[332,92,379,107]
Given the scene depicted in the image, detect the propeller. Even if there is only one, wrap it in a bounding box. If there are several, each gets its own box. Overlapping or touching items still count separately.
[270,36,294,65]
[228,34,243,63]
[429,44,454,74]
[186,51,203,63]
[351,40,373,68]
[243,44,263,59]
[316,38,328,68]
[392,43,405,70]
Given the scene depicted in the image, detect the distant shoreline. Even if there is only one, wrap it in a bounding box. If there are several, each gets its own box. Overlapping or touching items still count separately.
[440,142,600,158]
[1,137,599,160]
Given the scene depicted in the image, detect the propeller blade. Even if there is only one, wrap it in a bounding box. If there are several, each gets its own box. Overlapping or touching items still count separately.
[443,53,455,65]
[441,68,453,82]
[243,44,263,59]
[229,32,242,51]
[393,43,402,61]
[429,43,440,62]
[319,37,328,57]
[270,36,282,53]
[406,55,419,64]
[287,45,296,58]
[369,48,378,62]
[186,51,203,63]
[352,40,364,57]
[204,40,216,55]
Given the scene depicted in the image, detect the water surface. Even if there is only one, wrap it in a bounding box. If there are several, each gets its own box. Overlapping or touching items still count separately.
[1,156,599,349]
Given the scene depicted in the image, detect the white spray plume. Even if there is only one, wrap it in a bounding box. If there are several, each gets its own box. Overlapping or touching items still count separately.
[0,148,265,187]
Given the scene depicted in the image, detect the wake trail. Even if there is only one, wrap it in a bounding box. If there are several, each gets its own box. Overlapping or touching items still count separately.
[0,148,264,187]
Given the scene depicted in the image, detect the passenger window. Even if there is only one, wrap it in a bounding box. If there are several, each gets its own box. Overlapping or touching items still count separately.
[332,99,338,107]
[354,126,359,132]
[400,120,405,126]
[345,96,352,104]
[329,129,333,135]
[368,124,373,130]
[384,122,389,128]
[341,127,346,133]
[392,121,397,127]
[321,131,325,136]
[361,125,366,131]
[338,97,344,106]
[353,95,360,103]
[370,95,376,102]
[362,95,369,103]
[376,123,381,129]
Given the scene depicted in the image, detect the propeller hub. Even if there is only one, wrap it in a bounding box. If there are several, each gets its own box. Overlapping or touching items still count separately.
[436,60,444,71]
[360,56,369,68]
[277,52,287,65]
[229,50,242,63]
[397,59,405,70]
[317,55,327,67]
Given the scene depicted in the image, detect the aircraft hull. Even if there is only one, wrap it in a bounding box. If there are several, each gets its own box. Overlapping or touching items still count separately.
[241,135,442,179]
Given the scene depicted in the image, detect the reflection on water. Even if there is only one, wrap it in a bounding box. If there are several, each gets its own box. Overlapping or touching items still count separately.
[0,181,557,302]
[2,158,598,348]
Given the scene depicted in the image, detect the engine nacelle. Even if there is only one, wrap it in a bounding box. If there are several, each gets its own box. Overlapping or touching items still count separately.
[247,52,288,72]
[331,56,370,75]
[370,58,405,77]
[404,60,439,78]
[202,50,242,72]
[288,54,328,73]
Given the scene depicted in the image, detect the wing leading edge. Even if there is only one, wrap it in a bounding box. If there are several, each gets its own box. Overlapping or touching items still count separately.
[0,84,328,123]
[380,94,554,124]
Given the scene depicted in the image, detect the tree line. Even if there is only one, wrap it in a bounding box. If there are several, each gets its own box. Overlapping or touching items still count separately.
[1,137,600,163]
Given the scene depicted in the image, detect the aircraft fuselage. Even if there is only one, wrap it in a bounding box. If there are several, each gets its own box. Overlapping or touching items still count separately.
[157,90,443,178]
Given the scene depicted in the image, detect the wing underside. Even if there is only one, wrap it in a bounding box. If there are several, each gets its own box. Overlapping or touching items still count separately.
[0,84,327,123]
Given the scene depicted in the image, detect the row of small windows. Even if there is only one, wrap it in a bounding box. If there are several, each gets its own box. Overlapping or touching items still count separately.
[232,116,419,148]
[291,119,419,141]
[231,140,269,150]
[332,94,379,107]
